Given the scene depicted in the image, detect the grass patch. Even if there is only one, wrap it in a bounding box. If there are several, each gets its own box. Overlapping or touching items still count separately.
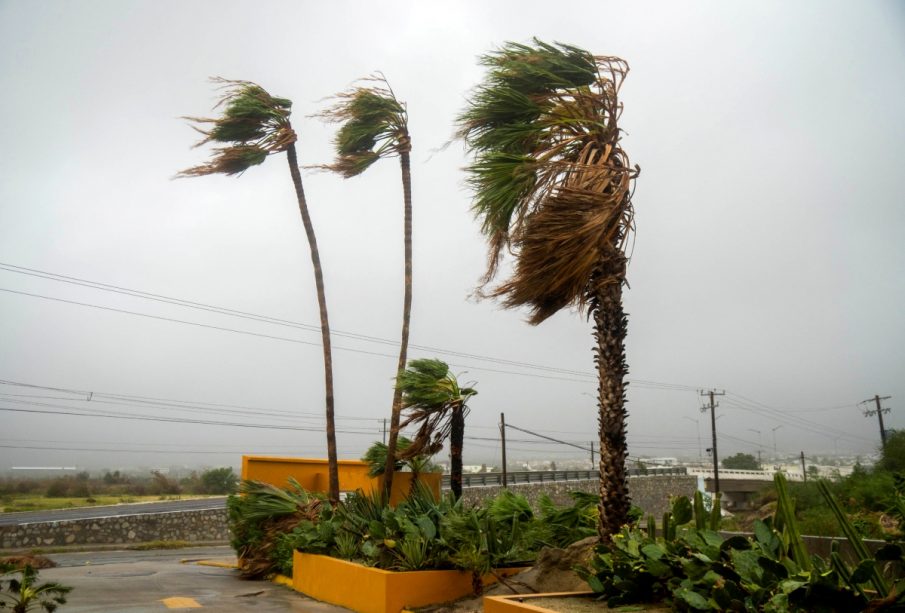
[0,494,220,513]
[127,540,193,551]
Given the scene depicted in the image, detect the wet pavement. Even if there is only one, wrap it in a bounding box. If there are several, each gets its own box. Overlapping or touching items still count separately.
[35,546,352,612]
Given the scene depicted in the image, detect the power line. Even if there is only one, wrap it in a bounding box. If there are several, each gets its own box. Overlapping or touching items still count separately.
[0,262,703,390]
[0,402,380,435]
[722,394,872,445]
[505,423,593,452]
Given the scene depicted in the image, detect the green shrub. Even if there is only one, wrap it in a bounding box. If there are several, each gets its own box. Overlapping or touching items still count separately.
[227,478,602,589]
[579,476,905,611]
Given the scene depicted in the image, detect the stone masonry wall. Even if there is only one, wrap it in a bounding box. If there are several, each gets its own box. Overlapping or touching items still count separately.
[1,476,695,550]
[459,475,697,517]
[0,508,228,550]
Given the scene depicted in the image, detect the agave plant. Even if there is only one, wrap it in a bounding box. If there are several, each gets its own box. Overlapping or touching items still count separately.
[458,40,639,538]
[320,76,413,498]
[178,79,340,503]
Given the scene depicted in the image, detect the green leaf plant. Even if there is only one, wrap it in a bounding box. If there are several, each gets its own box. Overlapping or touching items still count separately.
[579,475,904,611]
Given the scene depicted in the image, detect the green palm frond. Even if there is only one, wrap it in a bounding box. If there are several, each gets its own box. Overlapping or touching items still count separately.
[319,74,409,178]
[361,437,414,477]
[177,78,296,178]
[395,359,477,460]
[457,39,638,323]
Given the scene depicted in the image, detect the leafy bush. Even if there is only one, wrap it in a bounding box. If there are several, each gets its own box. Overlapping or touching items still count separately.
[200,467,238,495]
[44,478,90,499]
[227,479,323,578]
[228,478,601,590]
[580,476,905,611]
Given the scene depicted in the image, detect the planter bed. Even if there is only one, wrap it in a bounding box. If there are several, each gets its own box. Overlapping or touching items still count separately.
[485,592,670,613]
[293,552,526,613]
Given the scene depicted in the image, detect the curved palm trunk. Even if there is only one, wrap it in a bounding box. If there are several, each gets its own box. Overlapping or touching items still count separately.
[450,404,465,500]
[383,148,413,498]
[592,260,630,540]
[286,142,340,504]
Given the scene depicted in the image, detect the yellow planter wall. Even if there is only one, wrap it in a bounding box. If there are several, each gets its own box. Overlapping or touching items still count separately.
[293,552,525,613]
[241,455,440,505]
[484,592,596,613]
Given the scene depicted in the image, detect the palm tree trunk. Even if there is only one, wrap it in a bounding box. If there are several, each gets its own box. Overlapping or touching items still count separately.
[383,148,413,498]
[591,260,630,540]
[286,142,340,504]
[450,404,464,500]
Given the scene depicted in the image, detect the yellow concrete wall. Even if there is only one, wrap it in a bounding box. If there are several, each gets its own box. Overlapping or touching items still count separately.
[484,592,595,613]
[241,456,440,504]
[293,552,525,613]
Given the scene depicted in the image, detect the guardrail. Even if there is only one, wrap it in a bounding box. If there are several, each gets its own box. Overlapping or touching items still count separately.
[440,467,687,489]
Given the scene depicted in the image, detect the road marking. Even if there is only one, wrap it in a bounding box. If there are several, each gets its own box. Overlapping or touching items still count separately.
[161,596,202,608]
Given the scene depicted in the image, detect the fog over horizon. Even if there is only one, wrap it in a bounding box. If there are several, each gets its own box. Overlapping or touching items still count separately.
[1,1,903,476]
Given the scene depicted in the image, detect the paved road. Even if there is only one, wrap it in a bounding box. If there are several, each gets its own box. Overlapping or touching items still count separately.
[0,497,227,526]
[34,546,351,612]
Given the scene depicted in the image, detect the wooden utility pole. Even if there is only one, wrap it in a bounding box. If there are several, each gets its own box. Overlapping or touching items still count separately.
[862,395,892,448]
[382,418,387,445]
[590,441,596,470]
[500,412,508,488]
[701,390,725,493]
[800,451,807,483]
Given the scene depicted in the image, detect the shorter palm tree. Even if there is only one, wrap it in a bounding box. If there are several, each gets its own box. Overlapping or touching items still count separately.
[395,359,477,500]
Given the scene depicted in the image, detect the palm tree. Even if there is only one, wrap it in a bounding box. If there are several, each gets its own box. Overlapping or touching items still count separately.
[178,79,340,503]
[0,564,72,613]
[320,76,413,498]
[457,40,639,539]
[395,358,477,500]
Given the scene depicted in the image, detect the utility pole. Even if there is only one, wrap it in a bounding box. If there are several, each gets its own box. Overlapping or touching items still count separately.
[500,412,508,488]
[800,451,807,483]
[684,417,703,463]
[771,425,782,458]
[748,428,762,467]
[590,441,596,471]
[701,389,725,494]
[382,418,387,444]
[861,395,892,448]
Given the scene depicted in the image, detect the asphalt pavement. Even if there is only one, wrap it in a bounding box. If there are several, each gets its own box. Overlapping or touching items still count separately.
[33,546,352,612]
[0,497,228,526]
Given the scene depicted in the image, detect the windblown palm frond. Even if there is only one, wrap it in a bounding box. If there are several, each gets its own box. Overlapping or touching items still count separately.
[457,39,639,324]
[396,359,476,460]
[319,74,409,177]
[361,437,414,477]
[177,78,297,177]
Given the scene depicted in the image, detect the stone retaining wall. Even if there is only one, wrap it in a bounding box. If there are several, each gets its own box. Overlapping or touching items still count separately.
[0,508,228,550]
[459,475,697,517]
[1,476,695,551]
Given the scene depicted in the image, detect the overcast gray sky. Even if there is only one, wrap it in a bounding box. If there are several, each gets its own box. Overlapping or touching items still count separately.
[1,0,903,473]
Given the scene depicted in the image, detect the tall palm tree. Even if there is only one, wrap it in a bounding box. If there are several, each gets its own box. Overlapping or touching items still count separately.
[320,76,413,498]
[395,358,477,500]
[178,79,340,503]
[457,40,639,538]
